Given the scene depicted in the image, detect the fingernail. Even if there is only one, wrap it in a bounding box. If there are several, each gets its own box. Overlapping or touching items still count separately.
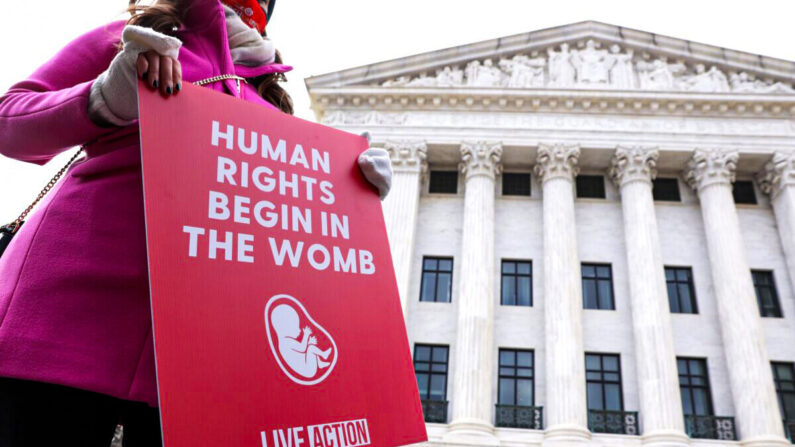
[142,71,148,80]
[153,80,159,88]
[166,86,173,95]
[175,83,182,92]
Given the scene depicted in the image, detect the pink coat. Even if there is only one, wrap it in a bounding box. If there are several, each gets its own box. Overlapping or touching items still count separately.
[0,0,291,407]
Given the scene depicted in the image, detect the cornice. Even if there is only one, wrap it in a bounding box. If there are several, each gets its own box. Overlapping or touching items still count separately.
[310,87,795,120]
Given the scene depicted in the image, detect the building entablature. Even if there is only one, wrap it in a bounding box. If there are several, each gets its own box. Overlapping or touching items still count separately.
[369,140,788,193]
[311,87,795,121]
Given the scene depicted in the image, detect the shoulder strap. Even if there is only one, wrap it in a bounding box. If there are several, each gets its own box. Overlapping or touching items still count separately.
[4,146,85,234]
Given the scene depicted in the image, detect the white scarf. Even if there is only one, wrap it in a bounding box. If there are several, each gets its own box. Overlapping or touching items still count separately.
[222,5,276,66]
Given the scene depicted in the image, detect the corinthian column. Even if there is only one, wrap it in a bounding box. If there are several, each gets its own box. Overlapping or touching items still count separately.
[609,146,688,447]
[758,152,795,295]
[382,141,428,316]
[684,148,788,447]
[534,143,590,446]
[444,142,502,445]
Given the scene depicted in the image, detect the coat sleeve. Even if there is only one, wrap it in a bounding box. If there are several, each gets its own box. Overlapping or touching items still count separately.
[0,21,126,165]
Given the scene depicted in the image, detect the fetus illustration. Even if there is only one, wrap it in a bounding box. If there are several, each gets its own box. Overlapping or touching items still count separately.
[265,294,338,385]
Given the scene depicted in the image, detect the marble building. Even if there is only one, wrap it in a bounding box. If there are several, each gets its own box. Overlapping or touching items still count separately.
[305,21,795,447]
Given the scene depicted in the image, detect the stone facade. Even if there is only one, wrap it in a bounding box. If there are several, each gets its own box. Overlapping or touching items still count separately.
[306,21,795,447]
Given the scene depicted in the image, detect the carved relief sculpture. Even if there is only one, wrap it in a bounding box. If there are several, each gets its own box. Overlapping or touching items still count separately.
[608,45,635,89]
[435,66,464,87]
[499,55,546,88]
[547,43,577,87]
[466,59,504,87]
[571,40,612,86]
[375,41,794,94]
[678,64,730,93]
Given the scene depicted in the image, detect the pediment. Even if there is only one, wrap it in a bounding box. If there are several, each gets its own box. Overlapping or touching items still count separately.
[306,21,795,95]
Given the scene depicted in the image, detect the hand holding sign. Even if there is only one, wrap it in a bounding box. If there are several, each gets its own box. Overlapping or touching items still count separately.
[138,82,426,447]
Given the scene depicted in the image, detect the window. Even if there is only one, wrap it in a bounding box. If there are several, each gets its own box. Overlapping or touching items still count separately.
[772,362,795,422]
[665,267,698,314]
[576,175,606,199]
[429,171,458,194]
[498,349,535,406]
[582,264,615,310]
[420,257,453,303]
[678,358,714,417]
[733,180,757,205]
[503,173,531,196]
[753,270,782,318]
[414,344,449,423]
[586,353,623,411]
[501,261,532,306]
[653,178,681,202]
[414,345,448,402]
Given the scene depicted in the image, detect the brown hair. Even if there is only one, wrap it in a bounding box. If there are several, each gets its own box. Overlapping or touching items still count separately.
[126,0,294,114]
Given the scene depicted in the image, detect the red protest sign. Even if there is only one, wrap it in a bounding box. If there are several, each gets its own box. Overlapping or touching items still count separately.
[138,82,427,447]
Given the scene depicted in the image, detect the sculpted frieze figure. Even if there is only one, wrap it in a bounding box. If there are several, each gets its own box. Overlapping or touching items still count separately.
[374,40,794,95]
[547,43,577,87]
[637,58,686,90]
[500,55,546,88]
[678,64,729,93]
[381,76,410,87]
[730,72,795,94]
[571,40,611,86]
[730,71,762,92]
[765,81,795,94]
[435,66,464,87]
[607,45,635,89]
[406,73,438,87]
[466,59,504,87]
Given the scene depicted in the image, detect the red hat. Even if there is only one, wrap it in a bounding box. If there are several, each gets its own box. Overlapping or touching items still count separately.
[221,0,269,34]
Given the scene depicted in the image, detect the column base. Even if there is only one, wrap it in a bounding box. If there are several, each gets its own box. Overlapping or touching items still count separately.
[641,429,690,447]
[741,434,791,447]
[542,423,591,447]
[442,418,499,446]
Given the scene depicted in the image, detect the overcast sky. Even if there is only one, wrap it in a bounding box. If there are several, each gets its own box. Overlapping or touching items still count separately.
[1,0,794,223]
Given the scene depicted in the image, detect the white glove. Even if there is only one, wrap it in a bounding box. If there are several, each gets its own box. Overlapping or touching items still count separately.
[358,148,392,200]
[88,25,182,126]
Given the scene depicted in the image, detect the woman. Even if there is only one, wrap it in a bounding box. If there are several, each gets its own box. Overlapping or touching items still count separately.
[0,1,391,445]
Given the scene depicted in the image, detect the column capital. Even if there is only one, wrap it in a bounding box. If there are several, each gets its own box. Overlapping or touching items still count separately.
[459,141,503,180]
[384,140,428,174]
[684,148,739,192]
[609,145,659,188]
[534,143,580,184]
[757,152,795,199]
